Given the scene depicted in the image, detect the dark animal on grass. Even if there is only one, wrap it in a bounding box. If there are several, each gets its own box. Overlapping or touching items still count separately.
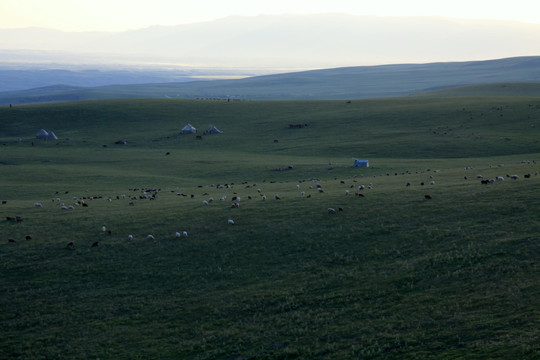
[66,241,74,248]
[91,241,99,247]
[524,173,531,178]
[25,235,32,240]
[8,238,16,243]
[425,195,432,199]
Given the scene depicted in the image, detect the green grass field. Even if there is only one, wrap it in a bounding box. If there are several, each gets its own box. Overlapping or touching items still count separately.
[1,96,539,359]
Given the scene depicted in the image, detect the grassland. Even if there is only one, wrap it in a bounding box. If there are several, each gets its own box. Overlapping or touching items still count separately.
[1,56,540,105]
[1,96,539,359]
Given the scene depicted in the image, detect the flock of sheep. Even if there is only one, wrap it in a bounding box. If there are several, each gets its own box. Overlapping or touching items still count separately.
[3,160,538,246]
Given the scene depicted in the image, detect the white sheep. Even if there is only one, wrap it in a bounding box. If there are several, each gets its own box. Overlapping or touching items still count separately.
[102,226,106,232]
[202,200,209,205]
[328,208,336,214]
[183,231,188,237]
[300,191,305,197]
[497,176,505,181]
[147,234,155,240]
[127,234,133,241]
[345,190,349,195]
[175,232,181,238]
[34,202,42,207]
[228,219,235,225]
[430,181,435,185]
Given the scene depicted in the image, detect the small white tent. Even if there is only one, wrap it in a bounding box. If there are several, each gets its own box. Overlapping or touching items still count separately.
[45,131,58,141]
[354,159,369,167]
[36,129,49,139]
[181,124,196,134]
[208,125,223,134]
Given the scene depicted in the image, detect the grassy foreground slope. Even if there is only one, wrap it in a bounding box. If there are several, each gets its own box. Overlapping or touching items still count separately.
[0,97,539,359]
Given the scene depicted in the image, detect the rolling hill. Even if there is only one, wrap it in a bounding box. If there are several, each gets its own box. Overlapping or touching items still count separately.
[1,96,540,358]
[1,56,540,105]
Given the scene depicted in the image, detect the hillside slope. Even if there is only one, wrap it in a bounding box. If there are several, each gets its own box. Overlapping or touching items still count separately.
[1,56,540,105]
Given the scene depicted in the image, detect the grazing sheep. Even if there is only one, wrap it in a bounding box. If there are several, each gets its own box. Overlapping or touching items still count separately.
[425,194,432,199]
[8,238,16,243]
[497,176,505,181]
[127,235,133,241]
[338,207,344,212]
[183,231,188,237]
[175,232,181,238]
[147,235,155,240]
[228,219,235,225]
[202,200,209,205]
[274,194,281,200]
[91,241,99,247]
[430,181,435,185]
[66,241,74,248]
[524,173,531,178]
[102,226,107,232]
[25,235,32,240]
[345,190,349,195]
[328,208,336,214]
[261,195,267,201]
[510,174,519,180]
[406,182,411,187]
[34,202,43,208]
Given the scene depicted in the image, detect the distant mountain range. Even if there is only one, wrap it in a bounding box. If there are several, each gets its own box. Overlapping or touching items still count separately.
[1,56,540,105]
[1,14,540,69]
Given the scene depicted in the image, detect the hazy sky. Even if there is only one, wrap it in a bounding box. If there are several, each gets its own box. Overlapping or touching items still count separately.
[2,0,540,31]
